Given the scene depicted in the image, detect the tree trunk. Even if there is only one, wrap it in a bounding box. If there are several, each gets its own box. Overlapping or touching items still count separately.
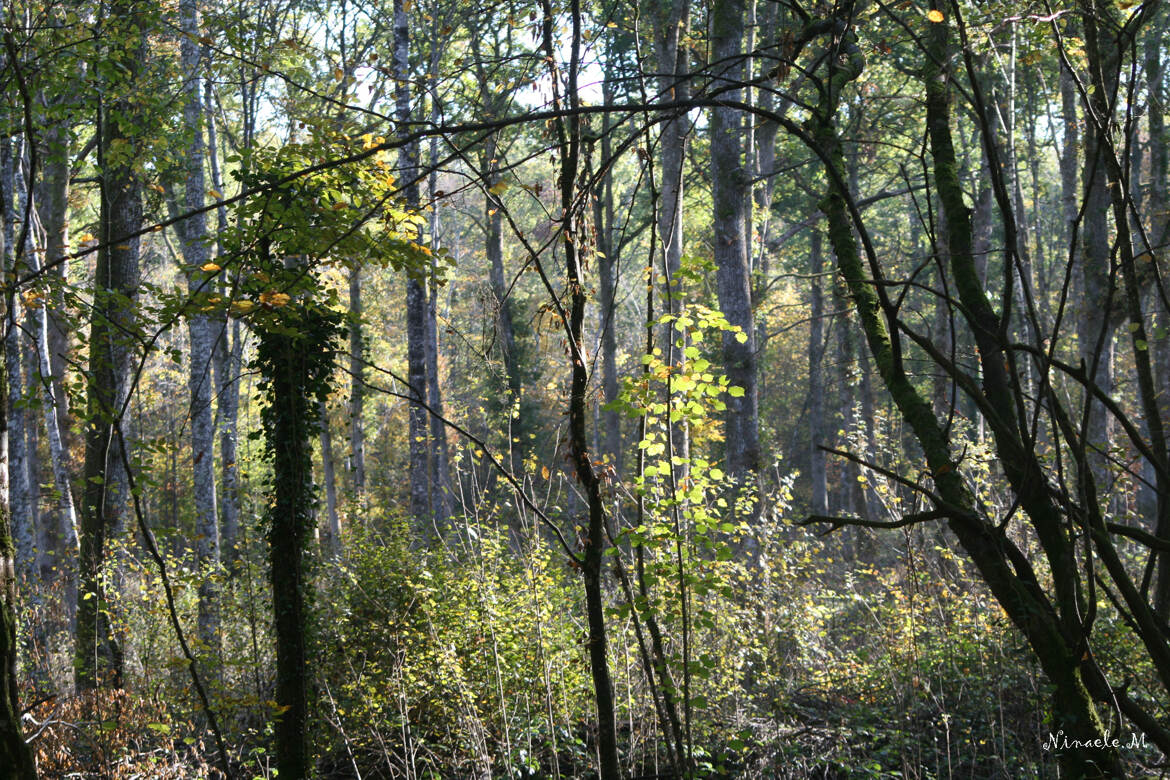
[1142,5,1170,605]
[1077,13,1117,514]
[426,132,451,529]
[2,139,34,590]
[0,124,37,780]
[77,0,145,690]
[28,161,79,626]
[595,143,621,472]
[38,120,72,445]
[711,0,760,485]
[206,66,241,568]
[179,0,221,658]
[318,400,341,555]
[482,138,524,464]
[542,0,621,775]
[808,229,827,516]
[653,0,691,480]
[348,267,366,500]
[395,0,431,529]
[260,309,333,780]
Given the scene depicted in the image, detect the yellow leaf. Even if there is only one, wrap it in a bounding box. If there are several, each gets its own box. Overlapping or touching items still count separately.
[230,300,257,315]
[927,9,945,22]
[541,465,550,480]
[259,291,291,307]
[488,180,509,196]
[200,262,222,272]
[207,189,223,200]
[76,232,96,244]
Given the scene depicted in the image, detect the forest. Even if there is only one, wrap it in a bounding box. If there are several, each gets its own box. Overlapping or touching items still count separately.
[0,0,1168,777]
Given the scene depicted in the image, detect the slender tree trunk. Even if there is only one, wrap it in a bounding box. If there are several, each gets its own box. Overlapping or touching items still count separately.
[654,0,691,480]
[541,0,620,775]
[348,267,366,500]
[593,47,621,472]
[711,0,760,486]
[0,117,37,779]
[425,130,451,528]
[808,229,827,516]
[206,82,241,568]
[424,285,449,524]
[1141,5,1170,566]
[481,137,524,467]
[37,111,73,461]
[595,135,621,472]
[2,139,33,589]
[77,0,145,690]
[318,400,341,555]
[0,345,33,777]
[751,0,780,299]
[213,316,242,566]
[1078,14,1117,512]
[178,0,221,657]
[395,0,431,528]
[28,176,79,627]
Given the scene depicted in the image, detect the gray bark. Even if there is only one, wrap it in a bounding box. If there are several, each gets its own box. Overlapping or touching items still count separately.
[1078,30,1118,512]
[653,0,691,476]
[27,180,79,624]
[808,229,827,515]
[595,134,621,472]
[395,0,430,527]
[38,107,72,444]
[2,139,33,588]
[1059,56,1080,253]
[751,0,779,295]
[482,138,523,457]
[426,145,451,527]
[1143,9,1170,532]
[77,0,145,689]
[318,400,341,555]
[206,71,240,566]
[0,193,36,771]
[179,0,220,655]
[711,0,760,482]
[348,267,366,499]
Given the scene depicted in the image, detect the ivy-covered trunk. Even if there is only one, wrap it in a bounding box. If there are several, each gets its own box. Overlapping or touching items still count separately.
[257,296,339,779]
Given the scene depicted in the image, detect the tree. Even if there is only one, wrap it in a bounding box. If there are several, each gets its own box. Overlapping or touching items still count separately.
[176,0,221,659]
[0,116,38,780]
[710,0,761,491]
[798,2,1170,772]
[77,0,148,689]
